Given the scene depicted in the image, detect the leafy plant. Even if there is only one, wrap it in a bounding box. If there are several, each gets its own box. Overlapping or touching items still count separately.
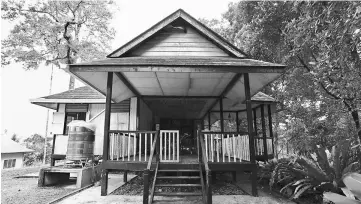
[268,140,360,199]
[324,173,361,204]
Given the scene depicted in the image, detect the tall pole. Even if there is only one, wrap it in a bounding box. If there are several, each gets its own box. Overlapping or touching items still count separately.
[244,73,257,196]
[219,98,224,132]
[261,104,268,161]
[43,64,54,165]
[101,72,113,196]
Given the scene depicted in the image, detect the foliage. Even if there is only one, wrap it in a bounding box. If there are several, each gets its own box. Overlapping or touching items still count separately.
[23,134,51,166]
[263,140,360,200]
[1,0,116,89]
[324,173,361,204]
[10,133,19,142]
[202,1,361,155]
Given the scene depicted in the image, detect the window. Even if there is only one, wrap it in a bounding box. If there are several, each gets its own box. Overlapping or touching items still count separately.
[3,159,16,169]
[64,112,86,135]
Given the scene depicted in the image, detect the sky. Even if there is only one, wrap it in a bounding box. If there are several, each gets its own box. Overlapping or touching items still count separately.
[0,0,237,140]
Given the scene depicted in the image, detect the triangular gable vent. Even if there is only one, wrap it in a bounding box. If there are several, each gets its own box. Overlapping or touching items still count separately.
[107,9,247,58]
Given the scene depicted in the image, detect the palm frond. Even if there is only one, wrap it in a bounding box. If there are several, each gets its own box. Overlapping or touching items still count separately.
[293,184,313,199]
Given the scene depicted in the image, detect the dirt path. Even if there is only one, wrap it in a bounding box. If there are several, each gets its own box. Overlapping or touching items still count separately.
[1,166,75,204]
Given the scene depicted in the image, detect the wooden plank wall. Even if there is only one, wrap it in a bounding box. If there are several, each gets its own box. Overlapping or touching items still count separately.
[138,99,153,131]
[129,25,229,57]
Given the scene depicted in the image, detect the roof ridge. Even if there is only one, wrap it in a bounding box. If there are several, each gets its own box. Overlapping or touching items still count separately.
[106,9,247,58]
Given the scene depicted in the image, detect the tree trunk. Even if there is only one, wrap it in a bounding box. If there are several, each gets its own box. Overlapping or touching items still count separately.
[351,110,361,143]
[69,75,75,90]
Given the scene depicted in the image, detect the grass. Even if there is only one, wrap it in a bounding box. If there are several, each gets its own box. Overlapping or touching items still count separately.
[1,165,75,204]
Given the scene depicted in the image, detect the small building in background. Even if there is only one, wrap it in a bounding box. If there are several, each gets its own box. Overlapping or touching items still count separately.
[1,138,34,169]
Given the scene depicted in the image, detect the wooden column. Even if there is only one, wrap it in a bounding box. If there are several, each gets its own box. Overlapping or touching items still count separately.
[143,169,149,204]
[261,104,268,161]
[197,124,201,163]
[236,111,239,132]
[268,104,274,155]
[244,73,257,196]
[208,112,211,130]
[253,109,257,136]
[101,72,113,196]
[219,98,224,132]
[50,135,56,166]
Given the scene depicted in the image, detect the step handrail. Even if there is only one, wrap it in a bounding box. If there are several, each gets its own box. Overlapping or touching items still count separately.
[147,130,160,170]
[149,161,159,204]
[199,131,211,204]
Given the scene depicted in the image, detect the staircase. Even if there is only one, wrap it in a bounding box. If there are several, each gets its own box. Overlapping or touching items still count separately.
[149,164,205,204]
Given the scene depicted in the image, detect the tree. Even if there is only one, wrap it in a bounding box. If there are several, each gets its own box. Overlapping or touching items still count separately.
[203,1,361,152]
[23,133,51,166]
[1,0,116,89]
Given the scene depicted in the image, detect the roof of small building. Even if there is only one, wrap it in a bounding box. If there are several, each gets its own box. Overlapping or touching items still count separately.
[252,92,276,102]
[31,86,276,108]
[43,86,105,100]
[1,138,34,154]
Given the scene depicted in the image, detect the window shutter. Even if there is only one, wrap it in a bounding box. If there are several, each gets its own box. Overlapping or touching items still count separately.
[111,99,130,113]
[52,112,65,134]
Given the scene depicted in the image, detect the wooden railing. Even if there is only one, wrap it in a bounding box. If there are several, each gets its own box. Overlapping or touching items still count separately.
[159,130,179,162]
[202,132,250,162]
[108,130,157,162]
[255,137,274,158]
[199,130,212,204]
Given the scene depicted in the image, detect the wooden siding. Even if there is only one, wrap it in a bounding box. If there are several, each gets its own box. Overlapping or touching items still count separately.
[129,25,229,57]
[138,99,153,130]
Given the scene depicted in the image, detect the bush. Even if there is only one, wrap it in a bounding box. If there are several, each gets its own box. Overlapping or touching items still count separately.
[260,139,361,200]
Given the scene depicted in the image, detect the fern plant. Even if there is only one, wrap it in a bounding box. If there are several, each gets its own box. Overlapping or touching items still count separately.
[268,139,360,199]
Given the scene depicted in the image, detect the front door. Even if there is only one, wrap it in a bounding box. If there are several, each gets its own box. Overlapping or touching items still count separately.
[159,130,179,162]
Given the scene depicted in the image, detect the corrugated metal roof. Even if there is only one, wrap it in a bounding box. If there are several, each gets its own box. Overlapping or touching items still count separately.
[1,138,34,153]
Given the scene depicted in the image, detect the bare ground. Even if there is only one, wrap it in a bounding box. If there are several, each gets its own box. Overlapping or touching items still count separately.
[1,166,75,204]
[112,172,246,195]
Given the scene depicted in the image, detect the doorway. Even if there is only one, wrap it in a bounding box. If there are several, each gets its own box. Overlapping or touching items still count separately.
[160,119,196,156]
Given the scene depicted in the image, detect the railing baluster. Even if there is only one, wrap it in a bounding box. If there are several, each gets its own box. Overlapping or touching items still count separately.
[177,131,179,162]
[233,134,236,162]
[211,134,214,162]
[216,134,219,162]
[134,133,136,161]
[150,133,153,159]
[205,134,208,161]
[222,135,225,162]
[173,132,175,161]
[139,133,142,161]
[122,134,125,161]
[117,134,119,161]
[168,132,171,160]
[227,134,230,162]
[160,132,163,161]
[145,133,147,162]
[128,133,130,161]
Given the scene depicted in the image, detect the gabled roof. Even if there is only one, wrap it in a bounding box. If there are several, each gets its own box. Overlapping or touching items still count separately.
[107,9,247,58]
[252,92,276,102]
[1,138,34,154]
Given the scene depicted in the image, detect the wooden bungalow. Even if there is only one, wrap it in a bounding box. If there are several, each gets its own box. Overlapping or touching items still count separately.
[40,9,286,204]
